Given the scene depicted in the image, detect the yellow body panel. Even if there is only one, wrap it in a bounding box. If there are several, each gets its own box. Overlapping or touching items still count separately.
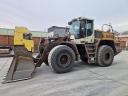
[102,32,114,40]
[23,39,34,52]
[14,27,34,52]
[94,30,120,45]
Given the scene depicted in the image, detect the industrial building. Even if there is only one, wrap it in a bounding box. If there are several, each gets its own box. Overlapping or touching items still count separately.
[0,28,47,50]
[119,35,128,50]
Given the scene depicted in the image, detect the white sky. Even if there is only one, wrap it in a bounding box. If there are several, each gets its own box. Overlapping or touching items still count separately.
[0,0,128,32]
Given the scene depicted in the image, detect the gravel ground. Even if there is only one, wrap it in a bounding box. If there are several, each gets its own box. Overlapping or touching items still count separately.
[0,51,128,96]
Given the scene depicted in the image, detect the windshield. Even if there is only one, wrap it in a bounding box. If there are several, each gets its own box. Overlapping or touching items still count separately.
[69,21,80,39]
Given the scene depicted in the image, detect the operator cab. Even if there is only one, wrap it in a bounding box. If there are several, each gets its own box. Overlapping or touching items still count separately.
[69,17,94,44]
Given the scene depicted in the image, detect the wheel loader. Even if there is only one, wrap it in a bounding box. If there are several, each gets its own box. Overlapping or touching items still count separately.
[3,17,122,83]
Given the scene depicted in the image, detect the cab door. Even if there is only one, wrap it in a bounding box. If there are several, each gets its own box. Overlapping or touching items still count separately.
[82,20,94,43]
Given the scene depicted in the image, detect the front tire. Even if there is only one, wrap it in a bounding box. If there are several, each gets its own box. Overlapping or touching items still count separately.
[48,45,75,73]
[97,45,114,67]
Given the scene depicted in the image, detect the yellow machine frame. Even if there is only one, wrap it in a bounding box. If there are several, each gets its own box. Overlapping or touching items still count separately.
[14,27,34,52]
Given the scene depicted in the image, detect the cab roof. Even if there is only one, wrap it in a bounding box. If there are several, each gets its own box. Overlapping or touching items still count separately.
[68,17,94,25]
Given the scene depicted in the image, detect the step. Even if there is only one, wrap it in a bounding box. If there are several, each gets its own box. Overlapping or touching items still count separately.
[88,57,96,63]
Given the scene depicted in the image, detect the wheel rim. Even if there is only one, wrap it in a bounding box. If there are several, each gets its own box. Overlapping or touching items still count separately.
[103,51,112,64]
[60,55,68,64]
[104,53,110,61]
[58,53,71,68]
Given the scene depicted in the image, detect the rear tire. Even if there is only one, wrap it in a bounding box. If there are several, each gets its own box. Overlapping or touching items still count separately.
[97,45,114,67]
[48,45,75,73]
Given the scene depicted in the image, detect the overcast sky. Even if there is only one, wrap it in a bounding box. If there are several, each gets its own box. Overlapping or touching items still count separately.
[0,0,127,32]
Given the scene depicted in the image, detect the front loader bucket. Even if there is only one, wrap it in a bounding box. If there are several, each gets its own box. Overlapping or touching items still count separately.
[2,46,35,83]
